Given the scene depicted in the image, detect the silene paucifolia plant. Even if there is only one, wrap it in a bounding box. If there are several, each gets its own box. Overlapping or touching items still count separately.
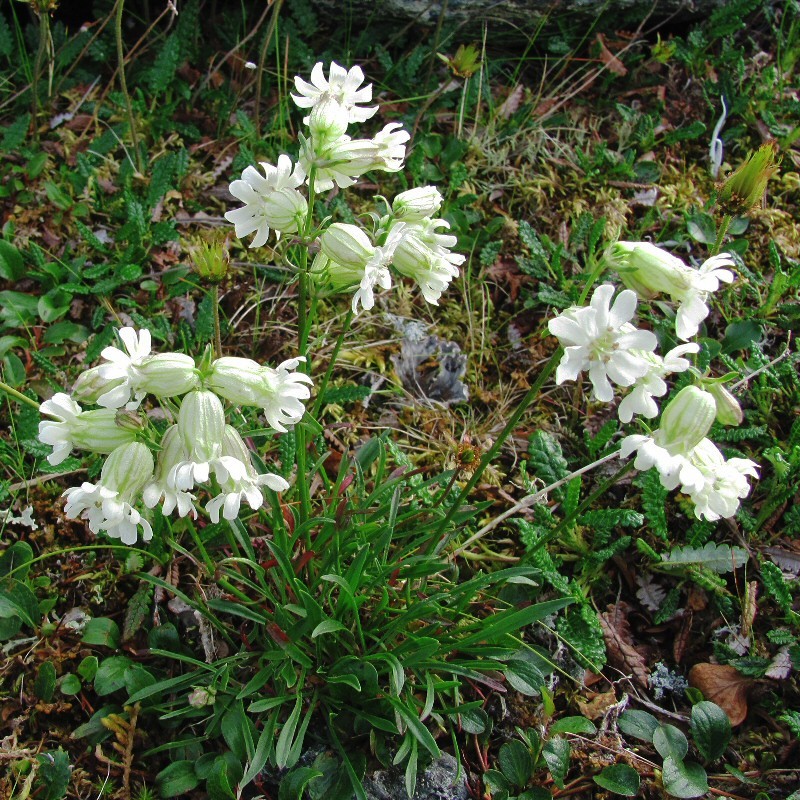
[23,59,766,797]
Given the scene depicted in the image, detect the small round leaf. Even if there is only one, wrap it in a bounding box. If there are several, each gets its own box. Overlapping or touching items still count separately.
[594,764,641,796]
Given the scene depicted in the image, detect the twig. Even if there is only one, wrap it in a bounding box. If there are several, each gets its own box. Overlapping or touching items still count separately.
[6,469,87,494]
[730,334,794,390]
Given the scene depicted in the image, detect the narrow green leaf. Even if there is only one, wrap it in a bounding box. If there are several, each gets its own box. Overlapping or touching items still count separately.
[542,737,570,789]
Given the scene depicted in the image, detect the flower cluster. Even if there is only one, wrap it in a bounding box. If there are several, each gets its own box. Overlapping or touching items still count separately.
[548,248,758,522]
[224,61,462,314]
[39,327,311,544]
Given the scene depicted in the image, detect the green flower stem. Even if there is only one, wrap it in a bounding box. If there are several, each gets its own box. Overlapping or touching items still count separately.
[0,381,41,410]
[311,309,354,418]
[186,522,216,576]
[431,345,563,553]
[712,213,733,256]
[211,284,223,359]
[295,168,317,527]
[114,0,144,174]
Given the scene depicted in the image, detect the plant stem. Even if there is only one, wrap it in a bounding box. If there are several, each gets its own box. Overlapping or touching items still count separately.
[115,0,144,174]
[311,310,354,418]
[0,381,41,410]
[711,213,733,256]
[211,284,223,358]
[253,0,283,137]
[294,169,317,527]
[431,346,563,553]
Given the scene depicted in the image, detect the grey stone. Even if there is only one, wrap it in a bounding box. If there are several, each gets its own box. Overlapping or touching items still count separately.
[364,752,469,800]
[389,317,469,407]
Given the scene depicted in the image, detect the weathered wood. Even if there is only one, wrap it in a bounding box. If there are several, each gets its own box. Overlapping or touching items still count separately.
[309,0,727,31]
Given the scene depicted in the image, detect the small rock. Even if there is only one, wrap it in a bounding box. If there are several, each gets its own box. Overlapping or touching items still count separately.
[364,752,468,800]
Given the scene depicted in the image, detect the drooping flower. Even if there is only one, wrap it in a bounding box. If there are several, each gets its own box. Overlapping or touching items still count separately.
[617,343,699,423]
[225,155,307,248]
[207,356,313,432]
[291,61,378,124]
[620,385,719,490]
[706,382,744,426]
[681,438,759,521]
[205,426,289,523]
[547,284,657,402]
[62,442,155,545]
[38,393,137,466]
[142,425,197,518]
[609,242,736,341]
[391,186,443,221]
[371,123,410,172]
[96,327,153,408]
[390,217,463,305]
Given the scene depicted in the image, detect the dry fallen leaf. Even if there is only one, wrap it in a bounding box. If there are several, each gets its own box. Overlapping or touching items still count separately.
[595,33,628,76]
[576,689,618,720]
[599,602,650,688]
[689,663,751,726]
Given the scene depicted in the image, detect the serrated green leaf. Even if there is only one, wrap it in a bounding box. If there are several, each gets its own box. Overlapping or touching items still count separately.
[594,763,641,795]
[618,710,659,742]
[653,724,688,761]
[527,430,569,485]
[542,737,570,789]
[663,542,747,573]
[156,761,199,798]
[35,661,57,701]
[661,757,709,798]
[498,740,534,789]
[690,701,731,761]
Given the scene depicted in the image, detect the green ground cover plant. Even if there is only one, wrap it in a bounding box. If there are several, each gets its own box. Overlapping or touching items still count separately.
[0,1,799,798]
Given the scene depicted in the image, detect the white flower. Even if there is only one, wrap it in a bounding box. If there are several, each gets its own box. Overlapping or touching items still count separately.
[298,120,410,192]
[320,223,374,269]
[681,438,759,520]
[205,426,289,523]
[674,254,736,340]
[207,356,313,433]
[372,123,410,172]
[225,155,307,248]
[352,223,408,313]
[617,343,699,423]
[63,442,155,545]
[392,186,443,221]
[97,327,152,408]
[142,426,197,518]
[548,285,657,402]
[390,218,463,305]
[610,242,736,341]
[291,61,378,124]
[620,386,719,491]
[38,392,136,465]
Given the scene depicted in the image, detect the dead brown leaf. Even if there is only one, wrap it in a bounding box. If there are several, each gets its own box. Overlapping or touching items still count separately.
[595,34,628,76]
[576,689,618,720]
[599,602,650,688]
[673,611,692,664]
[689,663,751,726]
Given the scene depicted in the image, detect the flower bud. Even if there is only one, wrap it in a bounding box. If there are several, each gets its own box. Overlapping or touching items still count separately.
[607,241,694,300]
[309,252,365,291]
[320,223,374,269]
[717,141,780,215]
[190,237,230,283]
[392,186,444,221]
[188,686,216,708]
[114,409,147,433]
[658,385,717,454]
[308,98,349,143]
[72,365,125,405]
[706,382,744,426]
[70,409,139,453]
[138,353,199,399]
[100,442,155,498]
[177,390,226,463]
